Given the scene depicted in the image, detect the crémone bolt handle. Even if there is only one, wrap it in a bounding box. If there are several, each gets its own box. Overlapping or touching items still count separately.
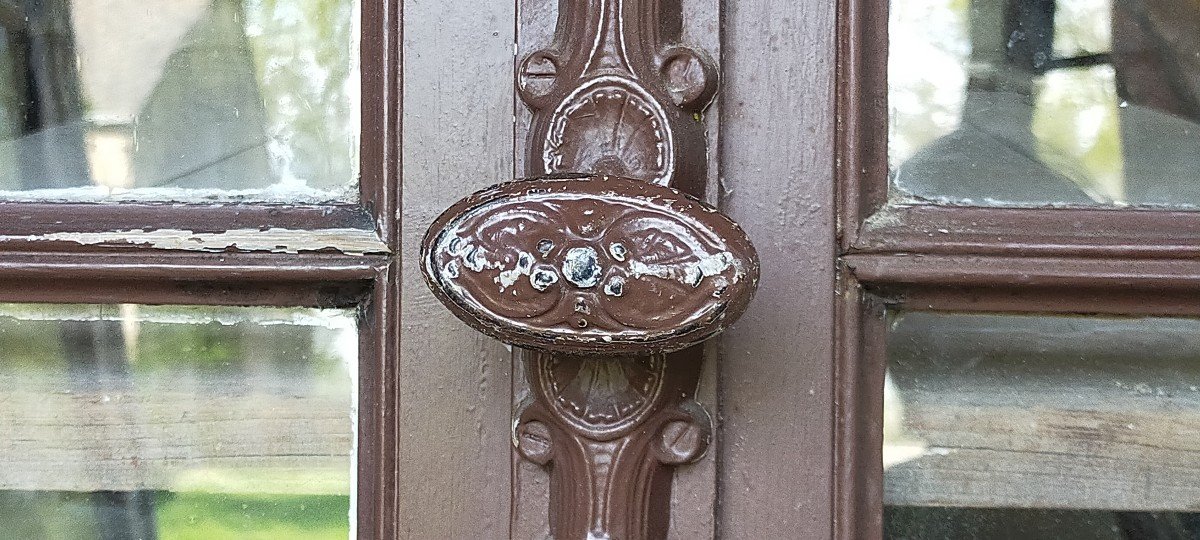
[422,175,758,356]
[420,0,758,538]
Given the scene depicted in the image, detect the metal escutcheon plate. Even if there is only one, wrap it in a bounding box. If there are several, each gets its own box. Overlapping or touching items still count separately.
[421,175,759,355]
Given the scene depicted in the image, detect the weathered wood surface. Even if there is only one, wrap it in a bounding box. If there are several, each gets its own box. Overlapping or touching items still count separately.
[717,0,838,537]
[0,375,351,493]
[886,313,1200,511]
[399,0,516,536]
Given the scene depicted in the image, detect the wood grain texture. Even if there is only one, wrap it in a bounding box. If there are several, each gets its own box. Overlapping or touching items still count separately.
[885,406,1200,510]
[399,0,515,536]
[885,312,1200,511]
[0,376,351,493]
[717,0,838,538]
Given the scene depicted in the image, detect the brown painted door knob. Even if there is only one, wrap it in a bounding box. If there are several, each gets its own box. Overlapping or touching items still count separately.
[421,175,759,355]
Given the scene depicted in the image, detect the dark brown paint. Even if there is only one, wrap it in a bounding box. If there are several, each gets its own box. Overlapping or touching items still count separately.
[516,350,711,539]
[836,0,1200,536]
[424,0,736,536]
[358,1,402,535]
[511,0,725,535]
[7,0,1188,536]
[517,0,717,196]
[717,0,839,537]
[0,0,402,538]
[421,175,759,356]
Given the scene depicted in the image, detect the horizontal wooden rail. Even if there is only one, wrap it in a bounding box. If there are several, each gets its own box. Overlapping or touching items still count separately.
[0,374,353,494]
[884,313,1200,511]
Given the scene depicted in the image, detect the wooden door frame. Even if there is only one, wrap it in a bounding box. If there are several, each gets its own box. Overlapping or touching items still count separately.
[0,0,1094,536]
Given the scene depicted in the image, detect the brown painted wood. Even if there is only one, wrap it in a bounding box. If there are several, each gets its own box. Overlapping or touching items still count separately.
[673,2,722,536]
[0,250,378,307]
[0,203,372,238]
[360,0,401,249]
[853,205,1200,259]
[847,253,1200,316]
[846,253,1200,290]
[717,0,839,538]
[836,0,889,254]
[835,0,1200,534]
[0,251,381,280]
[0,1,402,536]
[361,262,400,539]
[355,1,403,534]
[397,0,516,536]
[878,286,1200,318]
[835,281,886,540]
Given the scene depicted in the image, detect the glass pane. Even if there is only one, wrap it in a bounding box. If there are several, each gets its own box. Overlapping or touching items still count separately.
[0,0,359,202]
[884,312,1200,538]
[890,0,1200,208]
[0,304,356,538]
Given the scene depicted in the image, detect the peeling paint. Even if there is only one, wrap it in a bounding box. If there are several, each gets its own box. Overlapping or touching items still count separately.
[608,242,627,261]
[562,247,602,288]
[603,276,625,297]
[496,251,535,291]
[13,227,389,255]
[627,250,740,287]
[0,303,353,328]
[531,267,560,291]
[0,184,355,204]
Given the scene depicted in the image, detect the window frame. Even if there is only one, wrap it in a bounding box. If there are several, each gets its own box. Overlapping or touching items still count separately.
[0,0,401,536]
[834,0,1200,537]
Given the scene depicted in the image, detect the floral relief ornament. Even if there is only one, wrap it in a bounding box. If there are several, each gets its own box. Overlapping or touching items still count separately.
[421,175,759,355]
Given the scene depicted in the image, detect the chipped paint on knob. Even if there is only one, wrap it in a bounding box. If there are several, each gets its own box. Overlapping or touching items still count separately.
[420,175,760,355]
[562,247,603,288]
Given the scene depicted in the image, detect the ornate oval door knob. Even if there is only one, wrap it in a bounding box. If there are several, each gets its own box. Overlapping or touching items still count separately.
[421,175,759,355]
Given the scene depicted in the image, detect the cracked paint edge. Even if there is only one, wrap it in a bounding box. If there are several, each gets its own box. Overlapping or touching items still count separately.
[7,227,391,255]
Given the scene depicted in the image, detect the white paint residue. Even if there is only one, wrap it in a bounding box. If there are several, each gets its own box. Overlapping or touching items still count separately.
[0,304,355,329]
[462,245,503,273]
[627,251,740,287]
[495,251,534,291]
[13,227,388,255]
[696,251,735,277]
[0,183,357,204]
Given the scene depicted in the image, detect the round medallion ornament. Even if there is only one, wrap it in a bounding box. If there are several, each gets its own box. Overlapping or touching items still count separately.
[544,77,674,186]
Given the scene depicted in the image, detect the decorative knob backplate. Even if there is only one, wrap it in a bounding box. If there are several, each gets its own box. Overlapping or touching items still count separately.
[421,0,745,537]
[421,175,759,355]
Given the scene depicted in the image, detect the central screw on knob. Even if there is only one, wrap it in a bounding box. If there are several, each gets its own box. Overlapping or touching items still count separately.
[562,247,603,288]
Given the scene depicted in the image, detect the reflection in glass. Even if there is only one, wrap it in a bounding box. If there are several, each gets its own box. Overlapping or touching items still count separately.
[890,0,1200,208]
[0,304,356,538]
[884,312,1200,539]
[0,0,359,202]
